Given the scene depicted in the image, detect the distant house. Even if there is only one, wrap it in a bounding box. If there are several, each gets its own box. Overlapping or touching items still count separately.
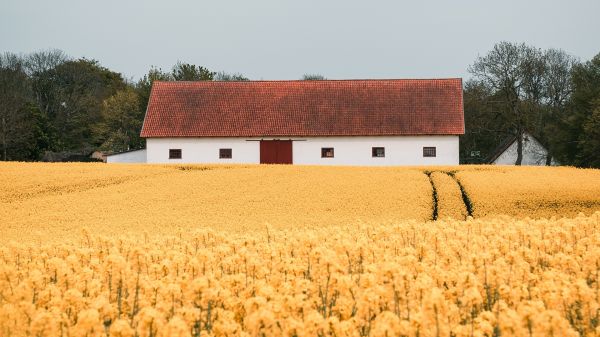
[132,79,465,166]
[488,132,559,166]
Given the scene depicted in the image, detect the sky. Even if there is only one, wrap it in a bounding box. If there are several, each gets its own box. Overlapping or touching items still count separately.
[1,0,599,82]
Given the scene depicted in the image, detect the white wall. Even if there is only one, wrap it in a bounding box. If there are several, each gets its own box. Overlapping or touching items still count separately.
[146,136,459,165]
[146,138,259,164]
[493,134,558,166]
[293,136,459,165]
[106,149,147,163]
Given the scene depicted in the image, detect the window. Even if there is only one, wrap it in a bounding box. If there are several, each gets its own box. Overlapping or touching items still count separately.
[423,147,436,157]
[321,147,334,158]
[169,149,182,159]
[372,147,385,158]
[219,148,232,159]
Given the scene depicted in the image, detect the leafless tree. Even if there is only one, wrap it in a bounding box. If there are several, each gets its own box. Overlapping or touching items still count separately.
[24,49,68,76]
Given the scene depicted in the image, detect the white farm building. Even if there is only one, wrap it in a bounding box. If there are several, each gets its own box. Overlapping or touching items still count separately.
[488,132,559,166]
[132,79,464,165]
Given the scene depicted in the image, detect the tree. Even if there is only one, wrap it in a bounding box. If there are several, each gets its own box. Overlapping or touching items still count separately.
[36,58,126,152]
[215,71,249,81]
[467,42,578,165]
[25,49,68,76]
[469,42,536,165]
[580,104,600,167]
[96,88,144,152]
[171,61,215,81]
[460,81,507,163]
[538,49,578,164]
[302,74,326,80]
[0,53,41,160]
[568,53,600,167]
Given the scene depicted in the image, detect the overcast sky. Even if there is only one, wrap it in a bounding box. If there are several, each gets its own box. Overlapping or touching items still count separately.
[1,0,599,81]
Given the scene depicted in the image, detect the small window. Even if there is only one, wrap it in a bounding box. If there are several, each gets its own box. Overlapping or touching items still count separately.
[372,147,385,158]
[423,147,436,157]
[169,149,182,159]
[219,148,232,159]
[321,148,334,158]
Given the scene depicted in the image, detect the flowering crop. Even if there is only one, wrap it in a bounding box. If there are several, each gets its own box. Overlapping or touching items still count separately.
[0,163,432,243]
[1,214,600,337]
[454,166,600,219]
[1,163,600,337]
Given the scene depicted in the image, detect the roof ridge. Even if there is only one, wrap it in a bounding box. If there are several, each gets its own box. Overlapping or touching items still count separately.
[153,78,463,84]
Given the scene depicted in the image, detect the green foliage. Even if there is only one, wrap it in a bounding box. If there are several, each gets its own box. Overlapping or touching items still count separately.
[569,54,600,167]
[52,59,125,151]
[0,55,39,160]
[97,88,144,153]
[302,74,326,80]
[580,103,600,167]
[171,61,215,81]
[460,82,508,164]
[215,71,249,81]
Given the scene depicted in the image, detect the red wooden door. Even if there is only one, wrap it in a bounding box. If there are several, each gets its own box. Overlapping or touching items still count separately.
[260,140,293,164]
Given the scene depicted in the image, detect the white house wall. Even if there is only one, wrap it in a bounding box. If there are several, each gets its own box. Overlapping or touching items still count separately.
[106,149,147,163]
[292,136,458,165]
[146,136,459,165]
[146,138,259,164]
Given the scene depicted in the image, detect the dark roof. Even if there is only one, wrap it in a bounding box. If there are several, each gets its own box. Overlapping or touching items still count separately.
[487,135,518,163]
[105,148,146,156]
[140,79,464,138]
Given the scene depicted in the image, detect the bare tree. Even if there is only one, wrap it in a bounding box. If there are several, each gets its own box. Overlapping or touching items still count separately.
[214,71,249,81]
[468,43,578,165]
[544,49,578,108]
[469,42,543,165]
[24,49,68,76]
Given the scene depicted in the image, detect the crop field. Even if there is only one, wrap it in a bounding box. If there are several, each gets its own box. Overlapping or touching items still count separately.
[1,163,600,337]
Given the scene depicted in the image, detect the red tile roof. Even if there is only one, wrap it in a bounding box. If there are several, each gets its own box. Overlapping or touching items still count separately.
[140,79,464,137]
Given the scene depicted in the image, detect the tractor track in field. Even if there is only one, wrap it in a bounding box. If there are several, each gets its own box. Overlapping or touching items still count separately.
[424,171,439,221]
[447,171,474,218]
[424,170,474,221]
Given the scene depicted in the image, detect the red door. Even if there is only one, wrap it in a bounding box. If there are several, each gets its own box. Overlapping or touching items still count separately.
[260,140,293,164]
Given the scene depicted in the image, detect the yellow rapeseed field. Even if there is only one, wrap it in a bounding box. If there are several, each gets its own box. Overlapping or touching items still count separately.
[0,163,433,243]
[454,166,600,219]
[1,163,600,337]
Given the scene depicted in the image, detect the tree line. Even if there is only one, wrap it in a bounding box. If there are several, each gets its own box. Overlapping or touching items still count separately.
[463,42,600,167]
[0,43,599,167]
[0,50,248,161]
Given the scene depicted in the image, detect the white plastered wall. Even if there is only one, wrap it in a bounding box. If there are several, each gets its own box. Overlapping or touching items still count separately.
[106,149,147,163]
[293,136,459,165]
[146,138,259,164]
[145,136,460,165]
